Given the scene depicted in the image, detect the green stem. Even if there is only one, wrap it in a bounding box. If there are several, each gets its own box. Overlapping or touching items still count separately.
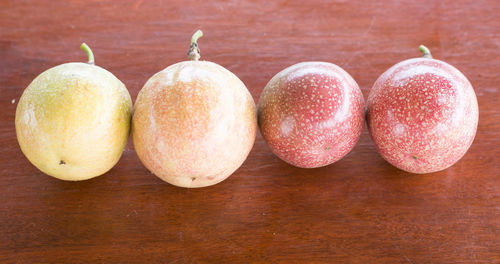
[188,30,203,61]
[80,43,95,65]
[191,30,203,45]
[419,45,432,59]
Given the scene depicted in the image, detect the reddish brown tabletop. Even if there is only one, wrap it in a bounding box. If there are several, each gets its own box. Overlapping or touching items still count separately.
[1,0,499,263]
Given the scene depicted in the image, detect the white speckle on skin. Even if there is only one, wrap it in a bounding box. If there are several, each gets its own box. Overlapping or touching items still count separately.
[24,103,37,127]
[432,123,448,133]
[317,117,336,130]
[394,124,405,135]
[280,116,295,137]
[387,110,394,121]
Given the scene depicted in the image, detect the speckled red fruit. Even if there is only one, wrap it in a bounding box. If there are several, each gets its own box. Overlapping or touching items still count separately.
[366,51,478,174]
[258,62,365,168]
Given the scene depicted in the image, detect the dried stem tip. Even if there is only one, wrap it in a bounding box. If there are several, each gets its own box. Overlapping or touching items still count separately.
[188,30,203,61]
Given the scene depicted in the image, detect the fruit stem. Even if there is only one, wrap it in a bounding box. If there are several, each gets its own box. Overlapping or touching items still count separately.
[419,45,432,59]
[80,43,95,65]
[187,29,203,61]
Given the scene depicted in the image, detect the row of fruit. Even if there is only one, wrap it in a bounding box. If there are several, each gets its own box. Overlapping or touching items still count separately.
[15,30,478,188]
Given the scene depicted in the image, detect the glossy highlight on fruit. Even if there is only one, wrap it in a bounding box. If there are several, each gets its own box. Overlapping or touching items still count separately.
[258,62,365,168]
[366,45,478,173]
[132,30,257,188]
[15,43,133,180]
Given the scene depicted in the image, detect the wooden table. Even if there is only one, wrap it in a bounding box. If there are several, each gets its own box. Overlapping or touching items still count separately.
[1,0,498,263]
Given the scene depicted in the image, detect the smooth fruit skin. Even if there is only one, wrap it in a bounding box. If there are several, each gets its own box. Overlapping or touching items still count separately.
[132,61,257,188]
[15,62,133,180]
[258,62,365,168]
[366,58,478,173]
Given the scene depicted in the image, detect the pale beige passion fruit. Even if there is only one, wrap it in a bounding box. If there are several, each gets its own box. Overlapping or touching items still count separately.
[15,44,132,180]
[132,30,257,188]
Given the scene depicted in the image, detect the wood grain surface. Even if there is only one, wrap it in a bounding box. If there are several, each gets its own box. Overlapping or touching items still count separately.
[1,0,499,263]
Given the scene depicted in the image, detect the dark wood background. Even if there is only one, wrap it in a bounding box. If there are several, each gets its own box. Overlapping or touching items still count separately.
[1,0,499,263]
